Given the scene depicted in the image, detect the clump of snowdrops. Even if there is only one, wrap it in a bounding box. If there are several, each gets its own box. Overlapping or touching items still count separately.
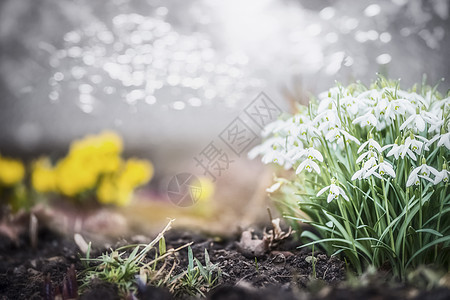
[250,77,449,278]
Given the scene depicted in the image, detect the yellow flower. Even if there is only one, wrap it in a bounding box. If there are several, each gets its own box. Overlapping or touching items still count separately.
[97,177,132,206]
[0,155,25,186]
[31,158,56,193]
[118,158,153,189]
[55,156,98,196]
[70,131,123,159]
[196,176,215,203]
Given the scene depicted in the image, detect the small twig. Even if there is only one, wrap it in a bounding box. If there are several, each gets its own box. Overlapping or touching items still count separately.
[30,214,38,249]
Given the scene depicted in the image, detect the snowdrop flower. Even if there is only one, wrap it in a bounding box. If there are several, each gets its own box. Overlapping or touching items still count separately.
[296,158,320,174]
[298,123,320,140]
[434,163,449,184]
[384,98,415,120]
[422,111,444,134]
[352,155,378,180]
[406,158,439,187]
[340,130,361,145]
[385,138,417,161]
[340,96,359,116]
[313,105,339,125]
[248,137,295,169]
[364,156,396,179]
[352,110,378,128]
[316,178,349,203]
[291,147,324,162]
[382,137,401,158]
[266,181,282,193]
[248,137,281,160]
[358,135,382,154]
[317,96,336,114]
[397,90,428,108]
[356,150,378,164]
[436,132,450,150]
[403,134,429,156]
[400,107,436,133]
[428,127,450,150]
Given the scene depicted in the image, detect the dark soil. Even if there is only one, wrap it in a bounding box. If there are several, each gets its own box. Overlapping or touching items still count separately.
[1,226,449,300]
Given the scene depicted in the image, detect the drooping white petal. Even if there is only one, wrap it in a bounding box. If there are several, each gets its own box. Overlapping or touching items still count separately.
[406,172,419,187]
[338,187,349,201]
[327,192,334,203]
[400,115,414,131]
[415,116,426,132]
[356,151,369,164]
[437,133,450,150]
[317,185,330,197]
[310,160,321,174]
[358,141,369,154]
[381,162,396,178]
[296,160,307,174]
[310,148,324,162]
[266,182,282,193]
[351,169,364,181]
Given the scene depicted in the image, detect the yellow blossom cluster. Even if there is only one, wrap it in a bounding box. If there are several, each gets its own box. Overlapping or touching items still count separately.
[31,131,153,206]
[0,154,25,187]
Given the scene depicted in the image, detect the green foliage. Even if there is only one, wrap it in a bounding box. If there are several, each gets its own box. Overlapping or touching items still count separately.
[79,220,186,297]
[171,246,222,297]
[253,77,450,279]
[79,220,222,298]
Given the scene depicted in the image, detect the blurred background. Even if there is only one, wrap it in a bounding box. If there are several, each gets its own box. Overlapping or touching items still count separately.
[0,0,449,236]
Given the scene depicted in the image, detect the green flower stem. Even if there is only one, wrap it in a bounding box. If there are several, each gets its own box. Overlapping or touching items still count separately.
[382,179,395,252]
[435,183,448,257]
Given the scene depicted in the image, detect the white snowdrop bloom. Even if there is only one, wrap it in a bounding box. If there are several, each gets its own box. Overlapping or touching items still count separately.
[375,96,389,119]
[399,108,437,133]
[249,136,296,169]
[352,156,378,180]
[385,140,417,161]
[316,179,349,203]
[434,170,449,184]
[324,125,342,142]
[434,167,449,184]
[384,98,415,121]
[296,158,321,174]
[397,90,428,108]
[340,96,359,116]
[261,149,286,165]
[357,89,381,105]
[352,110,378,128]
[298,122,320,140]
[364,157,396,179]
[351,168,367,181]
[356,150,378,164]
[358,137,382,154]
[248,137,280,160]
[403,135,429,156]
[427,118,444,134]
[291,147,324,162]
[429,131,450,150]
[313,107,340,125]
[436,132,450,150]
[421,110,444,134]
[317,97,336,114]
[266,181,282,193]
[340,130,361,145]
[318,86,345,103]
[406,160,439,187]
